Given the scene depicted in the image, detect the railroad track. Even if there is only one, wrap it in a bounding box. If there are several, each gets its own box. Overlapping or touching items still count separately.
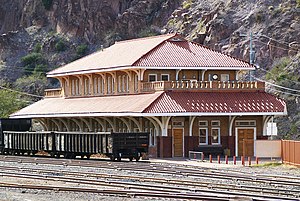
[0,155,299,200]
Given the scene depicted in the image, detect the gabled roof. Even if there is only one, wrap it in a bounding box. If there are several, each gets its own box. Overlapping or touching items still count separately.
[47,34,253,77]
[47,34,177,77]
[10,91,286,118]
[134,40,251,69]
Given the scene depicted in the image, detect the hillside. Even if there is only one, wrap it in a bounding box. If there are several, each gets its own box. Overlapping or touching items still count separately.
[0,0,299,138]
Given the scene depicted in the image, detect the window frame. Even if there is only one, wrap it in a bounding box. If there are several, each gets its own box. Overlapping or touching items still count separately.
[220,74,230,82]
[211,127,221,145]
[199,128,208,145]
[161,74,170,81]
[148,74,157,82]
[211,120,220,127]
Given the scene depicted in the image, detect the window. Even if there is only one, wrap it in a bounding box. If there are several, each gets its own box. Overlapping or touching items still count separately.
[199,121,208,127]
[211,120,220,127]
[235,120,256,127]
[211,128,220,144]
[134,74,139,92]
[118,75,122,92]
[221,74,230,81]
[199,128,208,145]
[161,74,169,81]
[172,121,184,127]
[149,74,157,82]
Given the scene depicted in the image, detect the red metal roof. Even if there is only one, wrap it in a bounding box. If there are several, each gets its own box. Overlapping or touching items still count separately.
[134,40,251,69]
[143,91,286,114]
[47,34,253,77]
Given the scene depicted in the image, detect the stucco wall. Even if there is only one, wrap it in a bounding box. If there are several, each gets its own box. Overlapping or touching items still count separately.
[255,140,281,157]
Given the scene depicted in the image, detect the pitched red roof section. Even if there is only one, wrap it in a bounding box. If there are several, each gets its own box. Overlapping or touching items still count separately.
[143,91,286,114]
[134,40,253,69]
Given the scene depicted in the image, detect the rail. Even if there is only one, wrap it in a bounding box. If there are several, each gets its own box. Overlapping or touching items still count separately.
[141,81,265,92]
[44,88,62,97]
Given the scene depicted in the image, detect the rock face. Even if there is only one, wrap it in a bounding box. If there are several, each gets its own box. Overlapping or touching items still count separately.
[0,0,182,42]
[165,0,300,69]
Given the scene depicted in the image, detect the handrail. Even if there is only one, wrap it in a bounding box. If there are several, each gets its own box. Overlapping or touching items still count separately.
[141,81,265,92]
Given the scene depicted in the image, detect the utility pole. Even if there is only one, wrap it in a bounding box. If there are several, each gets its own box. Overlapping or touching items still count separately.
[240,32,256,81]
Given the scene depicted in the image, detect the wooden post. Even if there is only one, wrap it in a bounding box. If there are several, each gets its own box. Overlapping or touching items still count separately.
[233,156,236,165]
[209,154,212,163]
[248,156,251,166]
[225,155,228,164]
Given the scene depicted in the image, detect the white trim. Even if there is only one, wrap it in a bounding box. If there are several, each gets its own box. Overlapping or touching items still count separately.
[211,120,220,127]
[11,111,286,119]
[199,120,208,127]
[189,116,196,136]
[235,127,257,157]
[199,128,208,145]
[235,120,256,127]
[172,128,184,157]
[48,66,254,78]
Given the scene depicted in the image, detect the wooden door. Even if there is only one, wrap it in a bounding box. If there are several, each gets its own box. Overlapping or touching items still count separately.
[238,129,254,156]
[173,129,183,157]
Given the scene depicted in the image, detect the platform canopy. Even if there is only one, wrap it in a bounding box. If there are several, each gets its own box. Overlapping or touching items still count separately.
[11,91,286,118]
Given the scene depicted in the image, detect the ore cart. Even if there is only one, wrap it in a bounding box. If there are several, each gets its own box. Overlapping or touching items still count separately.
[0,118,32,154]
[2,131,53,155]
[109,132,149,161]
[52,132,111,159]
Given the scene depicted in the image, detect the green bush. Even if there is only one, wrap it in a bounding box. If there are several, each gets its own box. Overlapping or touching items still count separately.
[33,43,42,53]
[15,74,47,97]
[42,0,53,10]
[21,53,46,75]
[55,39,66,52]
[0,90,26,118]
[266,57,291,82]
[76,44,88,56]
[297,0,300,8]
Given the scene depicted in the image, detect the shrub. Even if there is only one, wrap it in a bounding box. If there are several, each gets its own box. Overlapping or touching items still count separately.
[0,90,26,118]
[76,44,88,56]
[33,43,42,53]
[297,0,300,8]
[21,53,46,75]
[42,0,53,10]
[55,39,66,52]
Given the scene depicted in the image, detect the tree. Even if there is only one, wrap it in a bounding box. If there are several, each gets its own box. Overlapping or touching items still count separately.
[0,90,26,118]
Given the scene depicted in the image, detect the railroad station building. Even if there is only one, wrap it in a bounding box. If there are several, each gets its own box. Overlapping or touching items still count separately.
[11,34,287,158]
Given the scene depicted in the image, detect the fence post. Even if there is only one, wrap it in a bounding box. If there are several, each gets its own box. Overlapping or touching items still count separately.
[233,156,236,165]
[209,154,212,163]
[225,155,228,164]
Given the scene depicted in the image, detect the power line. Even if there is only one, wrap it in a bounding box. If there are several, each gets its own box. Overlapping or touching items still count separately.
[266,87,300,97]
[254,34,299,50]
[253,76,300,93]
[0,85,43,98]
[255,39,299,52]
[257,67,300,85]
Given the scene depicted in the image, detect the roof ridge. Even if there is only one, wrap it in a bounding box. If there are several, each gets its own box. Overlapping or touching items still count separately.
[132,34,185,66]
[115,33,177,44]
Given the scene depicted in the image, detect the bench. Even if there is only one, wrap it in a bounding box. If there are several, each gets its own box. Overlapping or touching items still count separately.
[193,145,224,156]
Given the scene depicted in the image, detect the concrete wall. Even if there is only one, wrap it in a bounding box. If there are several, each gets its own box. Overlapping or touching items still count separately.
[255,140,281,157]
